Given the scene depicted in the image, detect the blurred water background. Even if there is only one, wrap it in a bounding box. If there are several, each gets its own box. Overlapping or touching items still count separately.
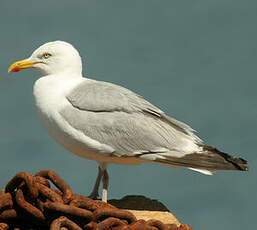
[0,1,256,229]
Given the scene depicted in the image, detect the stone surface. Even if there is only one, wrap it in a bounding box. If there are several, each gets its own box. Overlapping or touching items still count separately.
[109,195,180,226]
[128,209,180,225]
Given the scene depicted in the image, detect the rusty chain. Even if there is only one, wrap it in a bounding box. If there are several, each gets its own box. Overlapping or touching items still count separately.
[0,170,192,230]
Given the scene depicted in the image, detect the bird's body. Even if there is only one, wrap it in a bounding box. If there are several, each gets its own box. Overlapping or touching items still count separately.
[33,74,199,164]
[8,41,248,202]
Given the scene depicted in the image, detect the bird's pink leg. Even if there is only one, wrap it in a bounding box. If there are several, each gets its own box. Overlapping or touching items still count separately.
[89,166,103,199]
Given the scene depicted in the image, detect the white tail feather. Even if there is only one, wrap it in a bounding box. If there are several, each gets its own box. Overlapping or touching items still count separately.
[188,167,213,175]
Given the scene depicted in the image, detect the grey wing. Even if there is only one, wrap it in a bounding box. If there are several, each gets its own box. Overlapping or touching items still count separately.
[66,79,163,115]
[62,79,202,159]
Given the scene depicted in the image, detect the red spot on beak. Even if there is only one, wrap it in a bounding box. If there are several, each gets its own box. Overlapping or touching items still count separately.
[11,66,21,72]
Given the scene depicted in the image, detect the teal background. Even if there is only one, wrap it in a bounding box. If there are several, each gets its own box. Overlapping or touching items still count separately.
[0,0,256,229]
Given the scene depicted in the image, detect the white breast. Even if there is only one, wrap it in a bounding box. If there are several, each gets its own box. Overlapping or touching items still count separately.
[33,75,81,115]
[33,75,97,157]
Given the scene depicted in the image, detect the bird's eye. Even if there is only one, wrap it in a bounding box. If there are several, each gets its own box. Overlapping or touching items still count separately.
[42,53,52,59]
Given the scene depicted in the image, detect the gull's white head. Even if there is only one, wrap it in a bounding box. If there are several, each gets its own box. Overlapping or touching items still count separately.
[8,41,82,76]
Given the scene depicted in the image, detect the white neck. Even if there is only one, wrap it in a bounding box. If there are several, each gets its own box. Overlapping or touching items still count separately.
[40,72,84,79]
[39,65,83,76]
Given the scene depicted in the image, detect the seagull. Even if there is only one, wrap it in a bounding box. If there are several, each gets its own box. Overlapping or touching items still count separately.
[8,41,248,202]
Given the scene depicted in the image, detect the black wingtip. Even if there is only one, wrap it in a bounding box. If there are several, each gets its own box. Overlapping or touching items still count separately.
[233,157,248,171]
[203,145,249,171]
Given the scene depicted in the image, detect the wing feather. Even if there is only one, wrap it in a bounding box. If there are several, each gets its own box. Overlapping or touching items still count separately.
[62,80,201,158]
[67,80,201,140]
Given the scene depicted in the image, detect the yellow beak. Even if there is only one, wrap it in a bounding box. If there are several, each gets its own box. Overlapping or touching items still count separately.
[8,59,37,73]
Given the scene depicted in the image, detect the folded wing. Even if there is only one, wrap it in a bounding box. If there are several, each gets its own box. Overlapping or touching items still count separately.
[61,79,248,173]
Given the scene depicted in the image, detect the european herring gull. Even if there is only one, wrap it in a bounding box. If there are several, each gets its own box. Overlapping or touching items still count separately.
[8,41,248,202]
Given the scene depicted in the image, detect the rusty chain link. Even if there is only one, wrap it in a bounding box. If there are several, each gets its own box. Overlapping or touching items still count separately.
[35,170,73,204]
[5,172,38,199]
[50,216,82,230]
[0,170,192,230]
